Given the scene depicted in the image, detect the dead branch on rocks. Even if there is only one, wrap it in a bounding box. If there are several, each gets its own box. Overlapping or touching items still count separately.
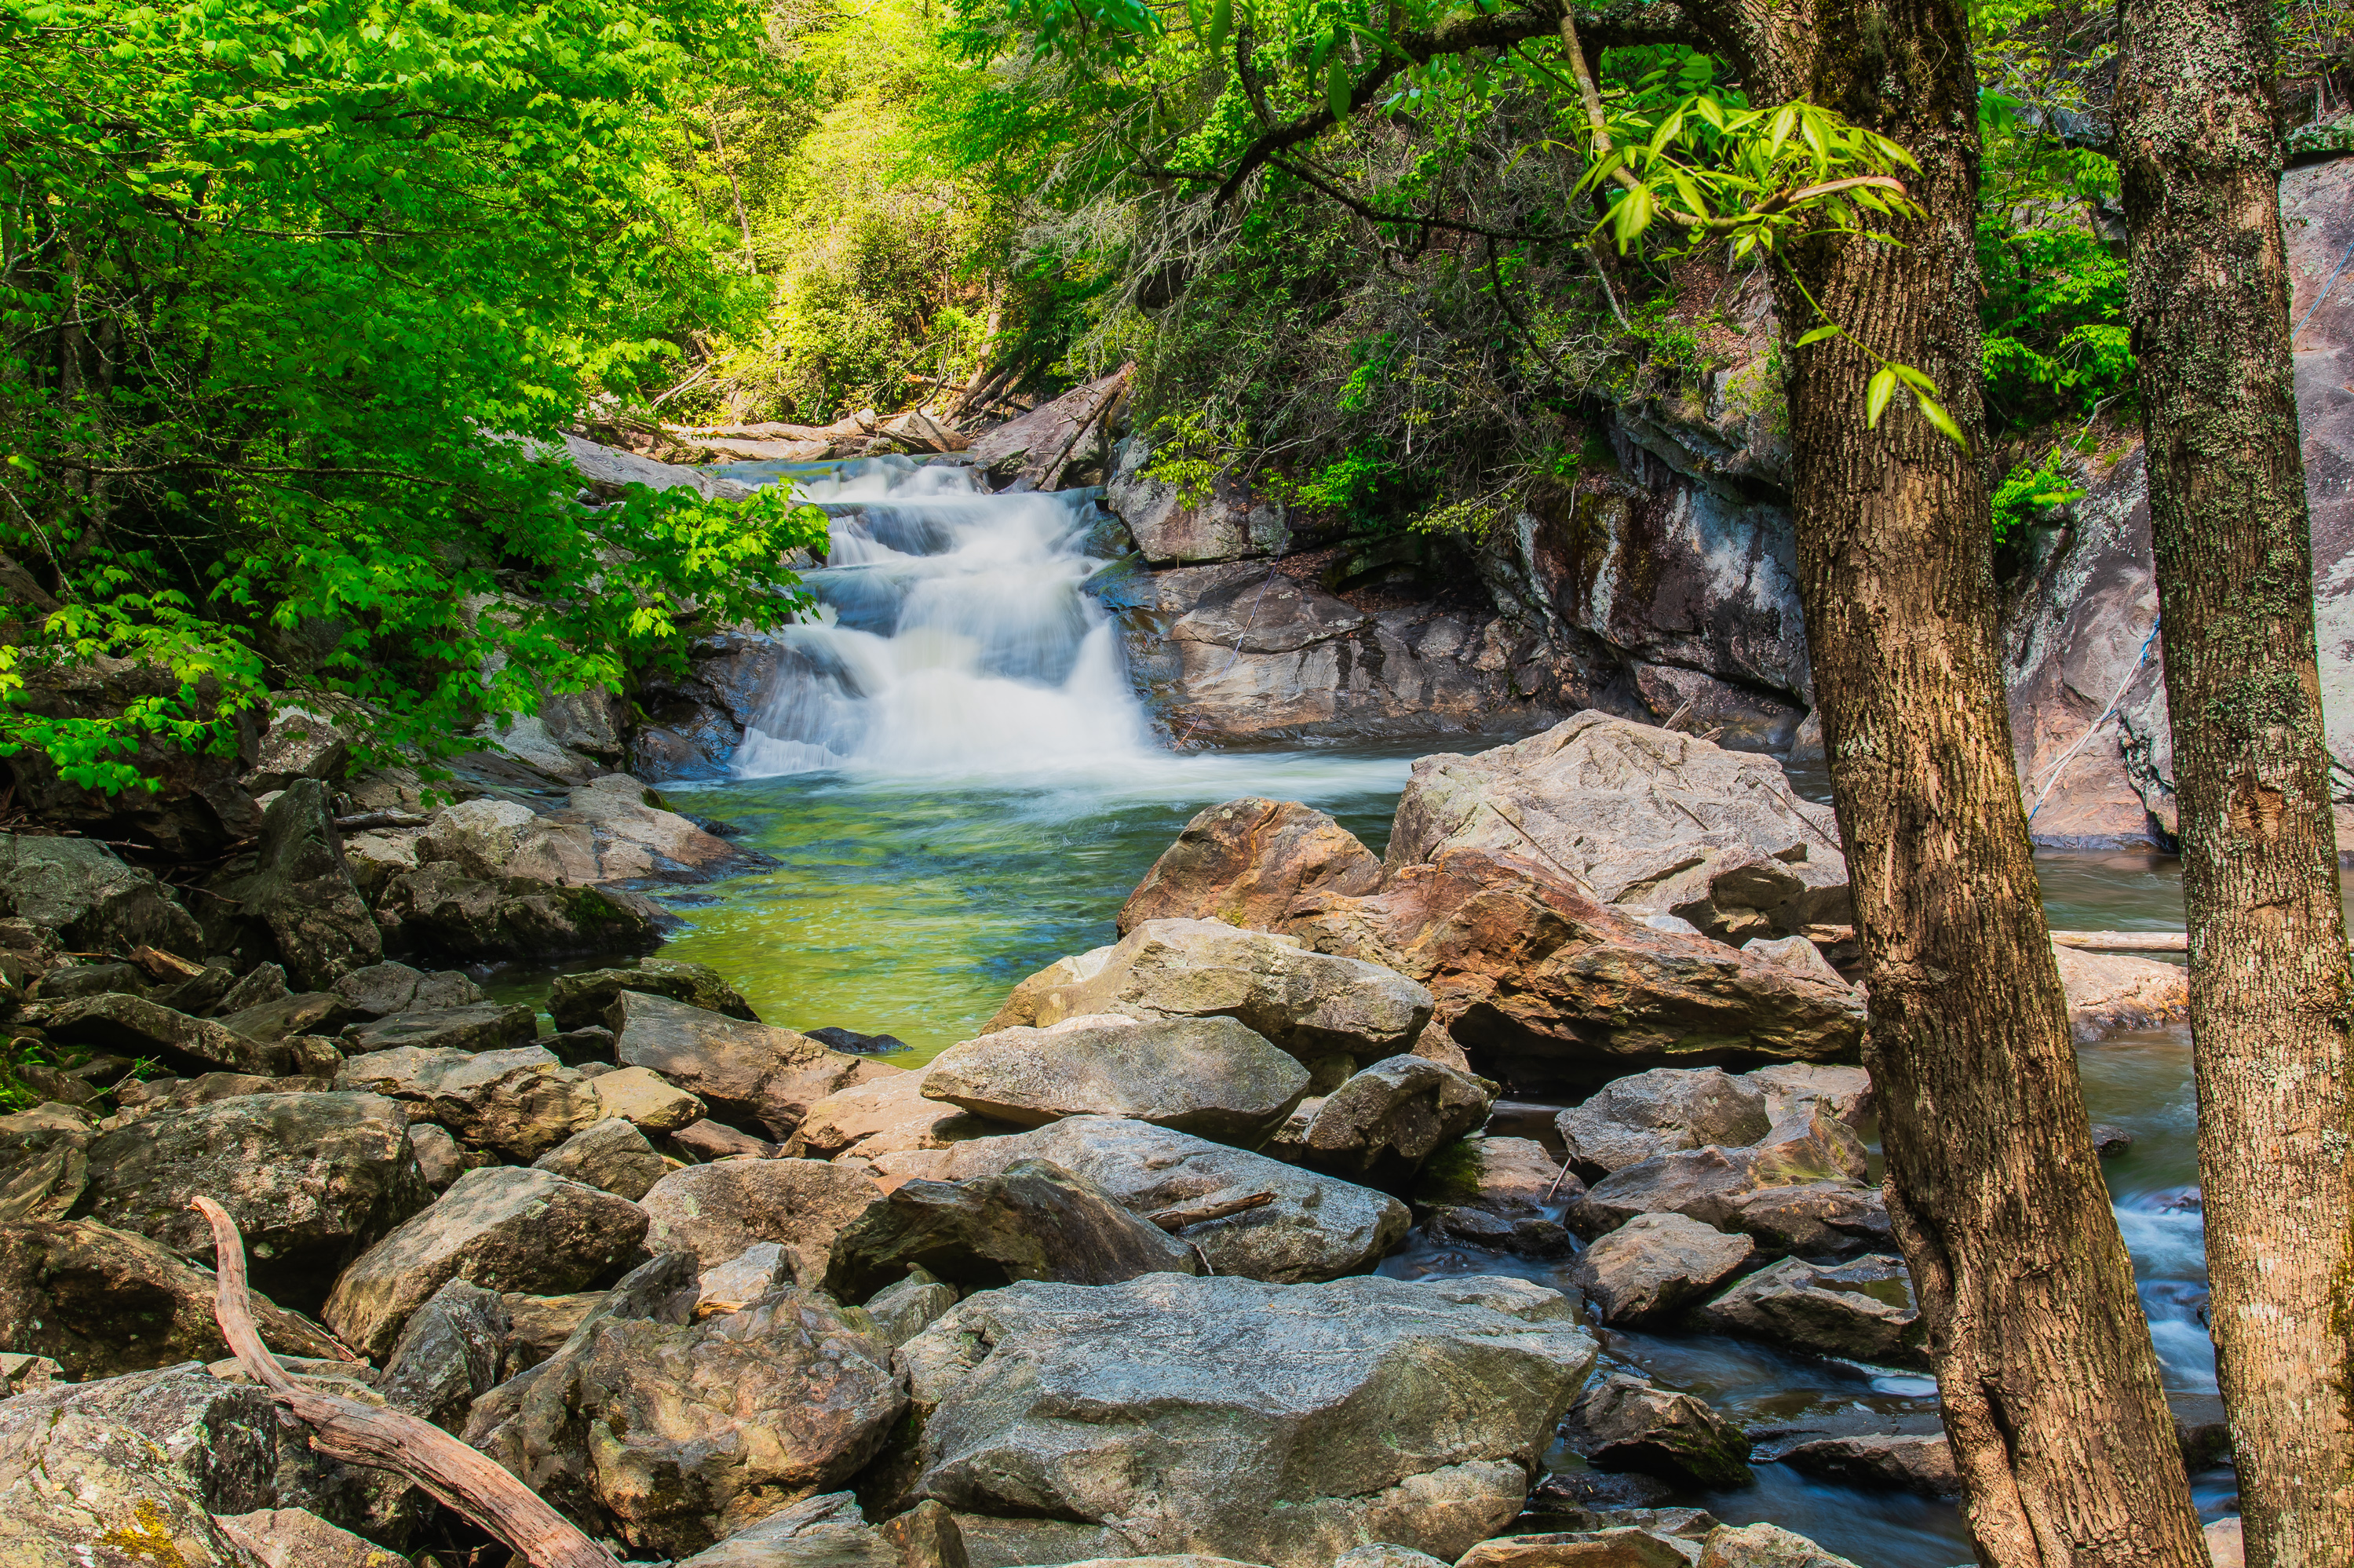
[192,1196,621,1568]
[1148,1191,1276,1231]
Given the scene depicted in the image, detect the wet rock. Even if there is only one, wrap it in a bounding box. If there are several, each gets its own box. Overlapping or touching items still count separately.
[69,1089,429,1312]
[1776,1433,1956,1496]
[1558,1069,1774,1175]
[220,781,384,989]
[335,1044,600,1160]
[865,1267,959,1345]
[895,1273,1597,1568]
[1570,1212,1759,1326]
[0,833,204,957]
[1569,1106,1870,1239]
[1692,1522,1863,1567]
[2090,1122,2134,1156]
[591,1063,707,1132]
[551,955,758,1030]
[807,1024,914,1056]
[1567,1374,1753,1489]
[46,992,294,1077]
[219,989,354,1045]
[1739,1063,1871,1128]
[378,1278,511,1432]
[378,859,662,960]
[900,1114,1408,1282]
[330,961,487,1023]
[615,990,895,1138]
[0,1218,346,1377]
[0,1110,89,1222]
[788,1069,989,1161]
[2053,944,2189,1039]
[1296,1052,1495,1188]
[1457,1530,1693,1568]
[471,1286,904,1556]
[323,1164,650,1358]
[823,1158,1198,1300]
[218,1508,408,1568]
[340,1000,536,1055]
[990,917,1432,1066]
[1692,1254,1926,1368]
[1718,1182,1893,1256]
[639,1157,881,1274]
[1411,1135,1575,1254]
[922,1016,1309,1144]
[533,1115,667,1200]
[0,1406,258,1568]
[1116,797,1386,937]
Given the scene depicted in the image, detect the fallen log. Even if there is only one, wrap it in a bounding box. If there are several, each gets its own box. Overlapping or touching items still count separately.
[2050,930,2190,953]
[192,1197,620,1568]
[1148,1191,1276,1231]
[331,811,432,831]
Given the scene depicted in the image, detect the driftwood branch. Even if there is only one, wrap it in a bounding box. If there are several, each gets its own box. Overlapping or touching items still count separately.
[1149,1191,1277,1231]
[192,1197,621,1568]
[2050,930,2189,953]
[332,811,432,831]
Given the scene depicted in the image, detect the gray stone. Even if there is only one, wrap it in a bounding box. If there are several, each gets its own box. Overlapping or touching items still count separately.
[1458,1530,1692,1568]
[331,961,487,1021]
[323,1164,650,1358]
[1333,1547,1453,1568]
[894,1114,1408,1283]
[673,1491,896,1568]
[218,1507,409,1568]
[340,1000,537,1054]
[1775,1433,1956,1496]
[551,956,757,1030]
[243,703,352,792]
[502,1289,609,1369]
[922,1016,1308,1144]
[1739,1063,1871,1127]
[0,1111,89,1223]
[895,1273,1598,1568]
[693,1242,793,1318]
[1737,935,1850,990]
[532,1114,667,1200]
[1411,1135,1575,1254]
[587,1063,706,1132]
[639,1157,881,1275]
[0,833,203,957]
[218,989,353,1044]
[1297,1052,1495,1188]
[377,859,662,960]
[224,781,383,989]
[1105,434,1287,566]
[378,1278,511,1432]
[864,1268,959,1345]
[1567,1373,1754,1489]
[69,1089,429,1312]
[1570,1106,1870,1238]
[213,961,290,1016]
[1569,1212,1760,1326]
[1557,1069,1773,1175]
[1692,1522,1863,1567]
[1117,797,1385,938]
[406,1122,473,1189]
[1692,1254,1925,1368]
[789,1068,985,1161]
[615,989,896,1139]
[335,1043,600,1160]
[47,992,295,1077]
[677,1118,780,1160]
[1719,1180,1893,1256]
[0,1407,257,1567]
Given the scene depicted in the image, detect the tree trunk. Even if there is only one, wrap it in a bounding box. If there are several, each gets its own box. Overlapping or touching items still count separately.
[2116,2,2354,1561]
[1660,0,2212,1559]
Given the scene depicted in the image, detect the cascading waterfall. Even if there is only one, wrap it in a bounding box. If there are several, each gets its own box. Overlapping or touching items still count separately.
[730,456,1155,780]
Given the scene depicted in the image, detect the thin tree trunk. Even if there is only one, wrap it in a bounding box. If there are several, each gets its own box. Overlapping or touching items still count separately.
[1652,0,2212,1559]
[2116,2,2354,1561]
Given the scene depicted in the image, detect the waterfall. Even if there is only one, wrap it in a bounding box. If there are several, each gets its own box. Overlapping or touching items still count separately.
[730,456,1155,781]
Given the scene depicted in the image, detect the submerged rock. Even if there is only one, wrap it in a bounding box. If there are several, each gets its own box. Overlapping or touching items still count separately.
[922,1014,1309,1144]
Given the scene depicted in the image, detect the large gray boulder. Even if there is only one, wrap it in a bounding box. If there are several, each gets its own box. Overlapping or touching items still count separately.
[1385,716,1850,942]
[1294,1053,1495,1189]
[1570,1106,1870,1241]
[0,1406,257,1567]
[377,859,662,960]
[379,1279,511,1433]
[323,1164,650,1358]
[987,917,1433,1073]
[638,1157,882,1275]
[331,961,486,1021]
[0,833,203,957]
[471,1285,904,1556]
[68,1089,429,1312]
[220,781,383,989]
[46,992,303,1078]
[335,1044,600,1160]
[1557,1068,1773,1175]
[898,1114,1408,1282]
[614,990,895,1138]
[1692,1254,1926,1367]
[895,1273,1597,1568]
[1568,1212,1758,1326]
[922,1016,1308,1144]
[341,1001,535,1055]
[532,1116,667,1200]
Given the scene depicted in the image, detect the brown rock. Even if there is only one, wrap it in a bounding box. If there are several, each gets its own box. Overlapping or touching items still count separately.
[615,990,895,1139]
[1455,1531,1693,1568]
[639,1157,881,1276]
[2053,943,2188,1040]
[1567,1374,1754,1488]
[1776,1433,1958,1496]
[786,1070,989,1160]
[1568,1212,1758,1325]
[1119,797,1384,937]
[675,1119,779,1160]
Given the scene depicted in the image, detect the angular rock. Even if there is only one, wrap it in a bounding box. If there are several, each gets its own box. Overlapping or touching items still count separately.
[533,1115,667,1200]
[1567,1374,1753,1489]
[592,1063,707,1132]
[639,1157,881,1274]
[407,1122,472,1189]
[1776,1433,1956,1496]
[673,1490,910,1568]
[1296,1052,1495,1188]
[896,1273,1598,1568]
[615,989,895,1137]
[1720,1181,1893,1256]
[378,859,661,959]
[0,1110,89,1222]
[1334,1546,1454,1568]
[379,1279,512,1432]
[1692,1254,1925,1367]
[2053,943,2190,1040]
[789,1069,987,1160]
[823,1158,1198,1300]
[503,1289,609,1368]
[1570,1107,1870,1238]
[922,1015,1309,1144]
[330,960,486,1021]
[1738,935,1850,990]
[0,1219,347,1378]
[560,771,747,881]
[1411,1135,1575,1255]
[902,1115,1408,1283]
[218,1508,408,1568]
[224,781,384,989]
[1106,433,1286,567]
[46,992,291,1077]
[1557,1069,1773,1175]
[0,1406,258,1568]
[1739,1063,1871,1128]
[339,1000,537,1055]
[472,1286,904,1555]
[1569,1212,1759,1326]
[219,989,354,1045]
[552,956,758,1030]
[323,1164,651,1358]
[990,917,1432,1067]
[0,833,204,957]
[69,1089,429,1312]
[865,1268,960,1346]
[415,795,598,883]
[694,1242,793,1318]
[1692,1522,1863,1568]
[546,1023,618,1066]
[214,961,290,1016]
[335,1044,600,1160]
[1456,1531,1692,1568]
[677,1118,780,1160]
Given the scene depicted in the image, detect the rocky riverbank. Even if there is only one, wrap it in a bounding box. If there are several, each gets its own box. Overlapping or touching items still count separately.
[0,712,2219,1567]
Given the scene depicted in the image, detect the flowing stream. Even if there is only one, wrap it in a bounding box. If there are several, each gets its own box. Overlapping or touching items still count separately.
[614,458,2228,1567]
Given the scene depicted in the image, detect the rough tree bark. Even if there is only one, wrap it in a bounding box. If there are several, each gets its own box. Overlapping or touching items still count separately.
[1650,0,2212,1560]
[2116,2,2354,1561]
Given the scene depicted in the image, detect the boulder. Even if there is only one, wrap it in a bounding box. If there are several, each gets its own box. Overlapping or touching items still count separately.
[335,1044,600,1160]
[111,1072,327,1119]
[0,1110,89,1222]
[1104,433,1287,566]
[560,772,747,881]
[339,1000,537,1055]
[674,1490,967,1568]
[1116,798,1385,937]
[865,1269,960,1346]
[46,992,294,1077]
[895,1273,1597,1568]
[989,917,1432,1069]
[1692,1522,1863,1567]
[788,1069,989,1160]
[551,956,758,1030]
[533,1116,667,1200]
[1297,1054,1496,1190]
[677,1118,781,1160]
[378,1278,511,1432]
[214,960,290,1015]
[1557,1069,1773,1175]
[546,1023,619,1066]
[922,1016,1309,1144]
[243,703,352,792]
[330,961,486,1021]
[1776,1433,1956,1496]
[1410,1135,1575,1255]
[1739,1063,1871,1127]
[378,859,662,960]
[0,834,204,957]
[823,1158,1198,1300]
[615,990,895,1137]
[218,1508,408,1568]
[503,1289,609,1368]
[1738,935,1851,990]
[639,1157,882,1274]
[407,1123,473,1188]
[414,795,599,883]
[1569,1106,1870,1239]
[1385,716,1850,942]
[471,1285,904,1556]
[1692,1254,1926,1367]
[0,1406,259,1567]
[592,1063,708,1132]
[1565,1374,1753,1488]
[221,781,383,989]
[693,1242,794,1319]
[1717,1181,1893,1256]
[1456,1531,1692,1568]
[219,990,354,1044]
[0,1219,347,1378]
[2053,943,2190,1039]
[1568,1212,1759,1326]
[900,1115,1408,1282]
[323,1164,651,1358]
[1334,1547,1454,1568]
[68,1089,430,1312]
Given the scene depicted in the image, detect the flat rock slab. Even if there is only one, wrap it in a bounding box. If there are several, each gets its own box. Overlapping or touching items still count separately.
[900,1272,1598,1568]
[638,1157,882,1276]
[46,993,294,1078]
[341,1001,536,1055]
[615,990,893,1138]
[922,1015,1308,1143]
[337,1044,600,1161]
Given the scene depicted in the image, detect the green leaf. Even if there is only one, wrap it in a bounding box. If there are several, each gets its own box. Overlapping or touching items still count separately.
[1613,182,1655,247]
[1206,0,1230,53]
[1890,363,1937,394]
[1327,50,1349,119]
[1915,393,1968,447]
[1794,325,1840,346]
[1866,368,1897,428]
